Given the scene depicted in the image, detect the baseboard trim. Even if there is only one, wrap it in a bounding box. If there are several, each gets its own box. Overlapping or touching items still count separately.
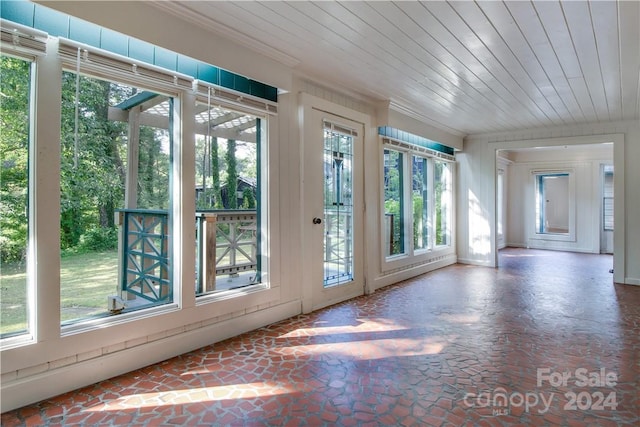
[625,277,640,286]
[373,255,457,291]
[457,258,494,267]
[1,300,301,413]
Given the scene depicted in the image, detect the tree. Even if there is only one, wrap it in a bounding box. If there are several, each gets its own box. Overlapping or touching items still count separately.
[60,72,130,248]
[0,55,30,262]
[211,137,223,208]
[225,139,237,209]
[241,187,256,209]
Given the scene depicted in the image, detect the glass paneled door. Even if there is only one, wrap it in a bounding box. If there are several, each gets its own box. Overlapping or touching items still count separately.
[303,108,364,312]
[323,123,354,287]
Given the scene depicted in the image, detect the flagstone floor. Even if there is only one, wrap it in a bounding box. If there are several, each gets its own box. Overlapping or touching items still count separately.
[2,248,638,426]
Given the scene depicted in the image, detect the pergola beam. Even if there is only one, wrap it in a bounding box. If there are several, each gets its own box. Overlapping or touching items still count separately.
[108,107,257,143]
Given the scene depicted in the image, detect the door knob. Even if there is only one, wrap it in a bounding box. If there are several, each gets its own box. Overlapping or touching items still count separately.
[312,217,322,224]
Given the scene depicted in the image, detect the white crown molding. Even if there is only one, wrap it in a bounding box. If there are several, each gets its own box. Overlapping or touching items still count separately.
[150,1,300,69]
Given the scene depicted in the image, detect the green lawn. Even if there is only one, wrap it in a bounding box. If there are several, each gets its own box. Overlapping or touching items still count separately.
[1,239,255,336]
[1,251,119,335]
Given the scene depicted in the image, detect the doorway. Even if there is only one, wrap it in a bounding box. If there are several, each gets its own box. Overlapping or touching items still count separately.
[302,108,365,312]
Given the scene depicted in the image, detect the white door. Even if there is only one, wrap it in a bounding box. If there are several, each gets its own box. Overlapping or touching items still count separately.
[303,109,364,312]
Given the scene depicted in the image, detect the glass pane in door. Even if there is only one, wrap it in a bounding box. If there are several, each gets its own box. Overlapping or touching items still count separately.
[323,126,354,287]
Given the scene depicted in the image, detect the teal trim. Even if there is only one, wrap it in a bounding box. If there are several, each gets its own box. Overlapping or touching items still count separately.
[0,0,35,27]
[265,86,278,102]
[378,126,454,156]
[128,38,154,64]
[114,91,160,110]
[0,0,278,102]
[99,27,128,56]
[33,3,68,37]
[69,17,100,47]
[154,47,177,72]
[250,80,266,99]
[118,209,171,304]
[235,75,250,94]
[177,55,198,77]
[197,63,220,85]
[220,69,234,88]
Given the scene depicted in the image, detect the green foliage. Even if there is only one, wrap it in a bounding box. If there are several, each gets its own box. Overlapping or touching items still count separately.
[59,71,130,248]
[78,226,118,252]
[2,55,258,268]
[384,199,403,255]
[1,56,30,262]
[225,139,238,209]
[384,150,404,255]
[241,187,256,209]
[211,137,223,208]
[413,193,425,249]
[434,161,447,246]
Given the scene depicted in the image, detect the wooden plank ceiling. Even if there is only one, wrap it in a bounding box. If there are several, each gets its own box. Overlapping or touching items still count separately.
[154,1,639,136]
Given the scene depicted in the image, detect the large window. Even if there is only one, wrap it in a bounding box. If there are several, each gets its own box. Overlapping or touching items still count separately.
[382,144,453,261]
[412,156,429,251]
[194,96,263,296]
[434,160,452,246]
[383,149,404,257]
[1,17,277,346]
[0,55,33,337]
[59,69,174,325]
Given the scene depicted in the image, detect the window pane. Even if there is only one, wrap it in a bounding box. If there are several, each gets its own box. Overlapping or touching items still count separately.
[603,166,614,231]
[60,71,173,325]
[323,128,354,287]
[194,102,261,296]
[383,149,404,256]
[0,55,32,337]
[434,160,451,246]
[536,174,569,234]
[412,156,428,251]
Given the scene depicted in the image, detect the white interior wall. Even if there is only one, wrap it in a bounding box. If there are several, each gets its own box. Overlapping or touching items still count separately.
[505,147,613,252]
[460,121,639,288]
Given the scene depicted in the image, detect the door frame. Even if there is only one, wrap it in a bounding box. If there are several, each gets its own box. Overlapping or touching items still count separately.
[299,93,374,313]
[490,133,625,284]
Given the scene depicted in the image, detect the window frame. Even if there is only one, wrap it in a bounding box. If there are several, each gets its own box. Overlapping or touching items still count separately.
[0,53,36,343]
[529,169,576,243]
[57,58,182,333]
[381,141,455,271]
[602,165,614,232]
[192,86,271,302]
[382,147,406,258]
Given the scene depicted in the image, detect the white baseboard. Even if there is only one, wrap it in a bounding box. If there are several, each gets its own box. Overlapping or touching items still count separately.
[505,243,527,248]
[372,255,457,291]
[457,258,495,267]
[625,277,640,286]
[1,300,301,413]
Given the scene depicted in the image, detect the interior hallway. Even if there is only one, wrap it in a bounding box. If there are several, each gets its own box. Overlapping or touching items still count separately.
[2,248,638,426]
